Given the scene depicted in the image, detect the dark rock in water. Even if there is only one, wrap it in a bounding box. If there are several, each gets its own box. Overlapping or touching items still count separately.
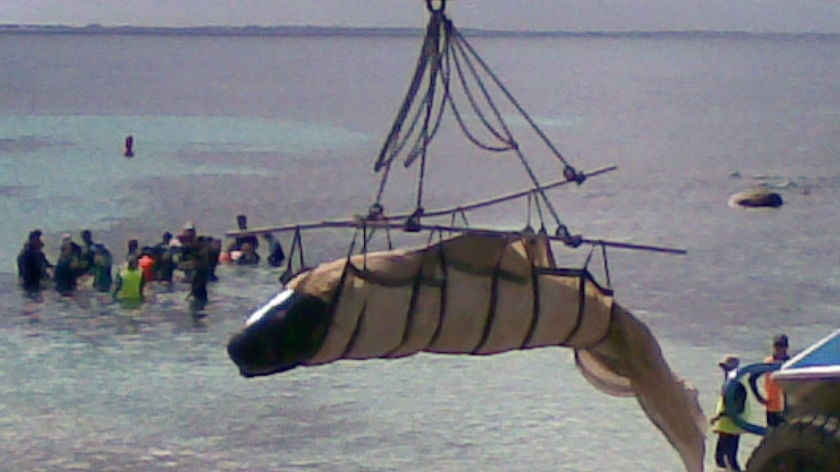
[728,189,783,208]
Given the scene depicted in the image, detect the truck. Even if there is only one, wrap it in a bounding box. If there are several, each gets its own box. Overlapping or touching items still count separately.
[745,328,840,471]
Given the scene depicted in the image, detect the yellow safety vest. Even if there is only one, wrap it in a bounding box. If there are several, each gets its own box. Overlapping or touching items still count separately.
[116,267,143,300]
[712,377,749,435]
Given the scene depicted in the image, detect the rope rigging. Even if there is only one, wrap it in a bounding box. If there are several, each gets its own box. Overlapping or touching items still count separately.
[225,1,686,269]
[372,2,587,237]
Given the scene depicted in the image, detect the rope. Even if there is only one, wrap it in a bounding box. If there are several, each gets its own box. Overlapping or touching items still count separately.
[375,12,441,172]
[404,31,449,169]
[532,191,547,232]
[582,242,613,290]
[362,224,369,269]
[447,29,516,150]
[279,226,306,285]
[451,27,574,169]
[368,5,598,241]
[442,35,513,150]
[601,244,612,289]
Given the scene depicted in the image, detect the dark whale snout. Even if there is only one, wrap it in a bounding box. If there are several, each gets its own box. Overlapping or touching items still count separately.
[227,289,330,378]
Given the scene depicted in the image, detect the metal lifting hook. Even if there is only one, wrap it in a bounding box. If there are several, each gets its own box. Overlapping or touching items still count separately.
[426,0,446,13]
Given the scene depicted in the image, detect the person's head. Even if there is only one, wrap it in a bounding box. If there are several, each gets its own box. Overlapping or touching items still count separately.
[718,355,740,372]
[27,229,43,248]
[162,231,172,243]
[81,229,93,245]
[236,214,248,231]
[241,242,255,255]
[182,222,197,240]
[127,239,139,254]
[773,333,789,355]
[61,233,73,248]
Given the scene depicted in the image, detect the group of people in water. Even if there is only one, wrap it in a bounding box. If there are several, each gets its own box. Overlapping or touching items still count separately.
[710,333,791,471]
[16,214,285,310]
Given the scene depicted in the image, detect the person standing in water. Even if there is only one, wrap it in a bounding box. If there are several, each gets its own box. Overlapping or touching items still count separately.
[80,229,96,271]
[226,214,259,260]
[90,243,113,292]
[262,232,285,268]
[187,236,214,312]
[125,239,139,264]
[124,135,134,157]
[113,256,144,305]
[17,229,53,293]
[54,233,84,296]
[152,231,175,282]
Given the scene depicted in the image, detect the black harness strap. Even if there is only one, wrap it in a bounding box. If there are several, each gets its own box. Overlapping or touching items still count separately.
[340,300,368,359]
[279,226,306,285]
[532,267,587,347]
[472,236,511,353]
[520,240,541,349]
[384,252,430,358]
[425,241,449,349]
[319,233,359,361]
[562,273,588,347]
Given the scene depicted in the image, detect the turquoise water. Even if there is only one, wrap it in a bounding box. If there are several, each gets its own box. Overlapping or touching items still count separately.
[0,114,369,265]
[1,31,839,471]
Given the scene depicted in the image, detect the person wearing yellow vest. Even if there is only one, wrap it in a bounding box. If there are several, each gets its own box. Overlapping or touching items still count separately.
[113,256,145,303]
[763,333,790,427]
[710,355,747,472]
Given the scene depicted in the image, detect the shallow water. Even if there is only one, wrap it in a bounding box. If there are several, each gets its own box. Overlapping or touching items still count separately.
[1,31,839,471]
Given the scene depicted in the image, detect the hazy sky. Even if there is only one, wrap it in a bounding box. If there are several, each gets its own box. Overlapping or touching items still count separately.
[2,0,839,33]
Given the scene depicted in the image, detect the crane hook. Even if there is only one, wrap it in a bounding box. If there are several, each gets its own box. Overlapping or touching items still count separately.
[426,0,446,13]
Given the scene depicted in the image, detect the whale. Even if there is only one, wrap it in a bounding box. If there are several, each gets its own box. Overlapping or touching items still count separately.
[227,233,706,472]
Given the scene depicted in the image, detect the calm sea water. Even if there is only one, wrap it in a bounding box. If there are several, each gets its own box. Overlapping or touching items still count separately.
[0,30,839,471]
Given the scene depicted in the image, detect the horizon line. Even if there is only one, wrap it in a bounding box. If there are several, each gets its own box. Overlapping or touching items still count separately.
[1,23,838,38]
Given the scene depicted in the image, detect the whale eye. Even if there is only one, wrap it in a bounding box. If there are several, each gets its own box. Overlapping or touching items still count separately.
[246,289,295,327]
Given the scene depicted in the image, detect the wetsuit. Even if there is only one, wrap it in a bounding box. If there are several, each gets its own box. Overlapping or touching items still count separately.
[152,241,175,282]
[17,242,52,292]
[54,256,77,295]
[264,234,285,268]
[91,245,113,292]
[188,238,214,309]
